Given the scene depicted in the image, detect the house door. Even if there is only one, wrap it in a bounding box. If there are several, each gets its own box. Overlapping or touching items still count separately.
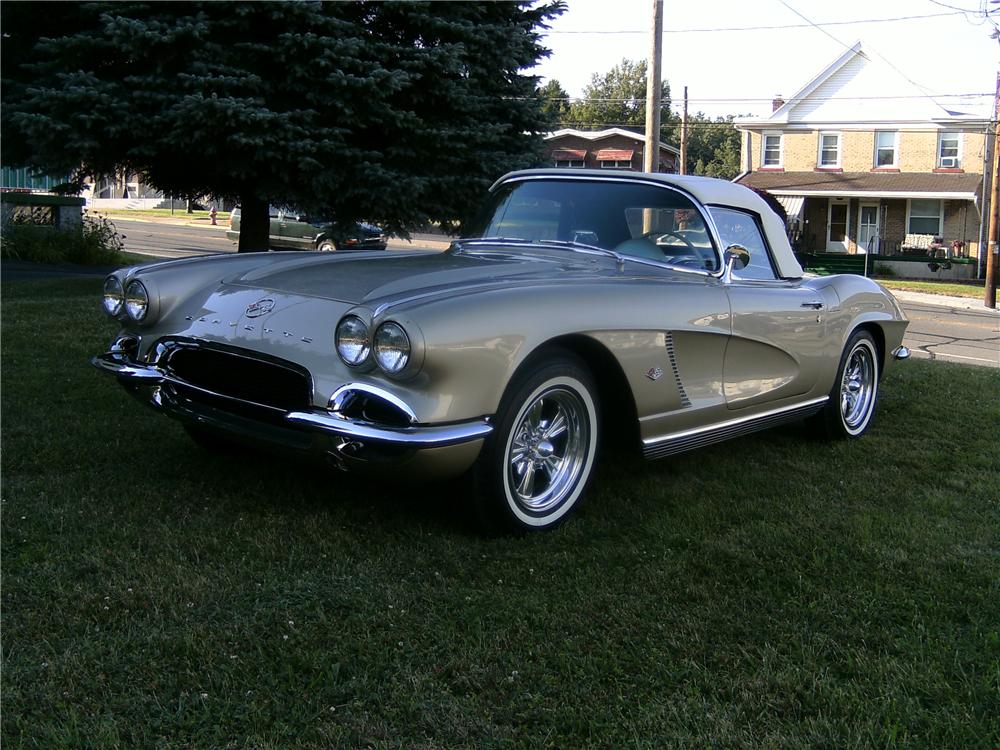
[826,201,848,252]
[857,203,879,254]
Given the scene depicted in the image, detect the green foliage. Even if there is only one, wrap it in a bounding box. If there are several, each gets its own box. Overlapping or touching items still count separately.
[551,58,743,179]
[667,113,744,180]
[874,264,898,278]
[566,58,671,128]
[1,1,565,237]
[1,214,125,265]
[537,79,571,128]
[3,277,1000,748]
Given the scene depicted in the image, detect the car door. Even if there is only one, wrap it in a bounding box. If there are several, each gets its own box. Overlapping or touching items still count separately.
[264,206,283,248]
[278,211,318,250]
[709,206,832,410]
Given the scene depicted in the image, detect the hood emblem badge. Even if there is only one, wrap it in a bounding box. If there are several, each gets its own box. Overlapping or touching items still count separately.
[245,298,275,318]
[645,366,664,381]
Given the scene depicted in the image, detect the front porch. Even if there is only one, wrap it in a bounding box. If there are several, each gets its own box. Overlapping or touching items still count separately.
[792,195,981,259]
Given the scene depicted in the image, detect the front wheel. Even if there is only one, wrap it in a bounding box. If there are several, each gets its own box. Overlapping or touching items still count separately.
[812,330,880,439]
[316,239,337,252]
[475,353,599,532]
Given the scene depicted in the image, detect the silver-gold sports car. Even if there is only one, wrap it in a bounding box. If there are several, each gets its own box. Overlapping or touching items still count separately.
[93,169,910,531]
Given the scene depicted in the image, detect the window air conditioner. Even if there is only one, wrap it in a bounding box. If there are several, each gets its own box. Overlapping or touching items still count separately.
[940,156,958,168]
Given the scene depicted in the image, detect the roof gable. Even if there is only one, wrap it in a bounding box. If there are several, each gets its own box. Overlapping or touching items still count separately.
[741,42,981,127]
[544,128,679,155]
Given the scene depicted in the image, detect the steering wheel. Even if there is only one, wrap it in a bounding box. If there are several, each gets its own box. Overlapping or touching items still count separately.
[641,230,704,266]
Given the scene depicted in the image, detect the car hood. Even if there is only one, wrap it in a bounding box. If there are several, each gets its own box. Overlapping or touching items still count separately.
[223,249,608,306]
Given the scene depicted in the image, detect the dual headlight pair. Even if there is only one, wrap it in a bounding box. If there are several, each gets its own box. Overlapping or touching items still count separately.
[103,277,149,321]
[336,316,410,375]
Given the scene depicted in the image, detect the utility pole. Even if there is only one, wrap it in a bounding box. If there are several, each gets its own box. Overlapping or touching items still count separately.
[985,72,999,309]
[643,0,663,173]
[680,85,689,175]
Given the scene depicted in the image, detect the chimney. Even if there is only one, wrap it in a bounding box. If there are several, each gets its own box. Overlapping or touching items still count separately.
[771,94,785,112]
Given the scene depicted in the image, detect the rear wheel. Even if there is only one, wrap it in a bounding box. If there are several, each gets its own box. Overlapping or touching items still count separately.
[316,238,337,252]
[475,352,599,532]
[812,330,880,439]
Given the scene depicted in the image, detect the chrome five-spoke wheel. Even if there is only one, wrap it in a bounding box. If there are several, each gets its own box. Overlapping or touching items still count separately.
[507,387,589,515]
[814,330,880,439]
[840,341,876,433]
[477,353,599,532]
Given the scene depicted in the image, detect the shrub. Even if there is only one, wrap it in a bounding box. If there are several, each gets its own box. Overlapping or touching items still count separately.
[1,213,125,265]
[873,264,896,278]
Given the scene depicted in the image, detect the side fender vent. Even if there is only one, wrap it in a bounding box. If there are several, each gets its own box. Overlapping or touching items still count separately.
[665,332,691,409]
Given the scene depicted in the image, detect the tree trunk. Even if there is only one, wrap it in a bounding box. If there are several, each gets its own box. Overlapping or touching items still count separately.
[238,195,270,253]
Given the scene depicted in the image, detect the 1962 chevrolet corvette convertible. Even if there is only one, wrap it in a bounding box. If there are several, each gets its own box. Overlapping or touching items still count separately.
[93,169,910,530]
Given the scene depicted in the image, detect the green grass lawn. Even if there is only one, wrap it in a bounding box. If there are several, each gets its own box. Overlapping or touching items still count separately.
[3,277,999,749]
[875,279,988,299]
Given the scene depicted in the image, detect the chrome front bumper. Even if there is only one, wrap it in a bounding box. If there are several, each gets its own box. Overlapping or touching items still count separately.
[91,351,492,458]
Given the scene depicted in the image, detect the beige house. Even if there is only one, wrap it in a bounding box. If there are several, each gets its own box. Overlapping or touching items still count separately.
[733,43,988,265]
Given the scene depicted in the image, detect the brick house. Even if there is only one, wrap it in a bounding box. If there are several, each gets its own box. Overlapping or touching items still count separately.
[733,43,988,267]
[542,128,679,173]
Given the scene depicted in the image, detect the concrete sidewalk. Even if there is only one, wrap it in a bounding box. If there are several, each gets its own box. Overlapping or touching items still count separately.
[888,288,1000,315]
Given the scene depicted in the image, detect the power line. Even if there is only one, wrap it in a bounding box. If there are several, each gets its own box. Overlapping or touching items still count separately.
[528,92,994,103]
[550,122,996,132]
[776,0,859,56]
[543,10,966,35]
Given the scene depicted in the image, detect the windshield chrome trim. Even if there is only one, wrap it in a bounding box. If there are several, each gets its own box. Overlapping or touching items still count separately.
[489,173,726,278]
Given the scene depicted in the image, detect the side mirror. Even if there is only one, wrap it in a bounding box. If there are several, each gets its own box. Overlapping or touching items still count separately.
[721,244,750,283]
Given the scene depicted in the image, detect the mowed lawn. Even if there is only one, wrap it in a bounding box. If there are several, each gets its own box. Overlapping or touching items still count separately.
[2,276,999,749]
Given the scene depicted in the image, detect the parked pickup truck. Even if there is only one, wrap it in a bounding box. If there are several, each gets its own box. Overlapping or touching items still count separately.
[226,207,388,252]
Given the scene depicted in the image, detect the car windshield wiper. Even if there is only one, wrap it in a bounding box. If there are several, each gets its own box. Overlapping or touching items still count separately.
[452,236,537,250]
[456,236,627,269]
[530,239,627,268]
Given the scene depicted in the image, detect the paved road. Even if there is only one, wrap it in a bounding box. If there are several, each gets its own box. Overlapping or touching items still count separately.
[113,219,233,258]
[899,300,999,368]
[110,218,449,258]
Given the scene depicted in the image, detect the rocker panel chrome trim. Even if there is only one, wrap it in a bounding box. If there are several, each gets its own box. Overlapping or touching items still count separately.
[642,396,828,460]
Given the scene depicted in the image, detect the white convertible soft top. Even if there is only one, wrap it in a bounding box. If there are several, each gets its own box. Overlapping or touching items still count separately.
[496,169,804,279]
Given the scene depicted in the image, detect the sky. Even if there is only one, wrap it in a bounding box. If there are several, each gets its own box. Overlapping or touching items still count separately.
[530,0,999,119]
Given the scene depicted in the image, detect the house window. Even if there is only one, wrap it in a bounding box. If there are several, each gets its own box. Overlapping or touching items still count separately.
[874,131,897,167]
[762,133,782,167]
[554,159,585,168]
[600,159,632,169]
[937,132,960,168]
[907,199,943,236]
[818,132,841,167]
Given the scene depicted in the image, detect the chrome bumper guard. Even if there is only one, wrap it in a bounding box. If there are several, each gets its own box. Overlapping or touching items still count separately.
[892,346,911,360]
[91,351,492,449]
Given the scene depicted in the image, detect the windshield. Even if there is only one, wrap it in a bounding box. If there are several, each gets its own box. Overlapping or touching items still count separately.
[465,178,719,272]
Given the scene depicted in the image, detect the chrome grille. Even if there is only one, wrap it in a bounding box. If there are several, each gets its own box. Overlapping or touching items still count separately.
[159,341,312,414]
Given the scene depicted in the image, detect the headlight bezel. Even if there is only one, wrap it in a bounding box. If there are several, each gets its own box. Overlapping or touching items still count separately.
[124,279,149,322]
[102,276,124,317]
[335,314,372,367]
[373,321,411,375]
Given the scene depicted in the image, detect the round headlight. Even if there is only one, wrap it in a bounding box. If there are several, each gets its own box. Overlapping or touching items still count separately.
[374,322,410,374]
[336,315,370,366]
[124,280,149,321]
[102,276,124,316]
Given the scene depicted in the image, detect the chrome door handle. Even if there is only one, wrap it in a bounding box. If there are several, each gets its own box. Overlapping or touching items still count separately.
[801,301,824,309]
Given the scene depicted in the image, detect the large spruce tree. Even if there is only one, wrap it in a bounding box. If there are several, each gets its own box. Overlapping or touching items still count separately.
[1,1,563,250]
